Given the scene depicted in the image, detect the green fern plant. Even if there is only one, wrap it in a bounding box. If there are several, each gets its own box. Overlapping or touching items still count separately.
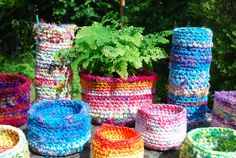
[57,22,171,78]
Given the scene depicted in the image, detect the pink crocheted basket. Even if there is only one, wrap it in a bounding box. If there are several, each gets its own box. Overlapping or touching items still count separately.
[135,104,187,151]
[80,69,158,126]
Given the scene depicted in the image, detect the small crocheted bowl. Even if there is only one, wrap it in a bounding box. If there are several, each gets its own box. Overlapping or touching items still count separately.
[80,69,158,126]
[27,100,91,157]
[0,125,29,158]
[135,104,187,151]
[212,91,236,130]
[180,127,236,158]
[0,74,31,127]
[91,124,144,158]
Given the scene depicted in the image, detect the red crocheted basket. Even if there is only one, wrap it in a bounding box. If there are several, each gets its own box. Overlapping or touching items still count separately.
[0,74,31,127]
[80,69,158,125]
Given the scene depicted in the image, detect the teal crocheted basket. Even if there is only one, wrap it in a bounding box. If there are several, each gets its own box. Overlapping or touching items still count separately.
[180,127,236,158]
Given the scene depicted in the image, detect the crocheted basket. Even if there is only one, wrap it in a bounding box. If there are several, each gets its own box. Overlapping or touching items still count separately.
[91,124,144,158]
[0,125,29,158]
[27,100,91,156]
[80,69,158,126]
[34,23,77,102]
[179,127,236,158]
[211,91,236,130]
[135,104,187,151]
[0,74,31,127]
[168,27,213,124]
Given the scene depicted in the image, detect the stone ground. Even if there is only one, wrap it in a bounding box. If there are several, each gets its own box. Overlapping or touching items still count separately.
[22,114,211,158]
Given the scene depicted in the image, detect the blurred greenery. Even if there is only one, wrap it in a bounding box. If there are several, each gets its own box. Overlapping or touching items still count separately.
[0,0,235,104]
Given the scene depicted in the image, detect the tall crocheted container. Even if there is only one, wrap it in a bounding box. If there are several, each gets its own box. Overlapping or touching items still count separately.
[135,104,187,151]
[0,125,30,158]
[0,74,31,127]
[180,127,236,158]
[91,124,144,158]
[80,69,158,125]
[168,27,213,124]
[34,23,77,102]
[27,100,91,157]
[212,91,236,130]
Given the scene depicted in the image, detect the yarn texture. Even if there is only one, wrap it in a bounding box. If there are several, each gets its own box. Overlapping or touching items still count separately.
[180,127,236,158]
[0,74,31,127]
[27,100,91,156]
[135,104,187,151]
[91,124,144,158]
[0,125,29,158]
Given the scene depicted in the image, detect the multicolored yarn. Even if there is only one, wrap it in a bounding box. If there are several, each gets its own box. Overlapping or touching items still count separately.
[180,127,236,158]
[0,125,29,158]
[80,69,158,125]
[91,124,144,158]
[27,100,91,156]
[0,74,31,127]
[211,91,236,130]
[168,27,213,123]
[135,104,187,151]
[34,22,77,102]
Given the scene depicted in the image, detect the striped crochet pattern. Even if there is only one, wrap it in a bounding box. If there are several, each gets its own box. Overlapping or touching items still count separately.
[27,100,91,156]
[135,104,187,151]
[168,27,213,123]
[91,124,144,158]
[80,69,158,125]
[180,127,236,158]
[34,23,77,102]
[211,91,236,130]
[0,125,29,158]
[0,74,31,127]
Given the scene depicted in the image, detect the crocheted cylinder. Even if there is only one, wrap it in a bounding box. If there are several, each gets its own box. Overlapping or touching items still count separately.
[0,125,29,158]
[91,124,144,158]
[211,91,236,130]
[34,23,77,102]
[80,69,158,125]
[27,100,91,156]
[179,127,236,158]
[168,27,213,123]
[135,104,187,151]
[0,74,31,127]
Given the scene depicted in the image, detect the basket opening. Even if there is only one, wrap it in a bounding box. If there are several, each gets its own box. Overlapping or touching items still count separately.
[0,129,19,153]
[144,104,183,117]
[100,128,137,141]
[0,75,26,90]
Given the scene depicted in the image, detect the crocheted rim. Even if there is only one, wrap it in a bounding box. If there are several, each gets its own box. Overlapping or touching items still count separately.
[34,23,78,34]
[0,125,26,155]
[186,127,236,156]
[94,124,142,145]
[29,100,90,122]
[80,69,158,83]
[215,91,236,105]
[137,104,186,121]
[0,74,31,94]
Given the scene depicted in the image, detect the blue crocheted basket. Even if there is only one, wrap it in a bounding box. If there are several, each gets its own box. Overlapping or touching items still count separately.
[27,100,91,156]
[168,27,213,124]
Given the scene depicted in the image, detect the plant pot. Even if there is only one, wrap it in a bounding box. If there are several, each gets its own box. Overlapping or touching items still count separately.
[80,69,158,125]
[0,74,31,127]
[91,124,144,158]
[0,125,29,158]
[179,127,236,158]
[135,104,187,151]
[27,100,91,157]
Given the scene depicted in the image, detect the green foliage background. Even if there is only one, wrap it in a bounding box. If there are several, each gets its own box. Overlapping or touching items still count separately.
[0,0,235,103]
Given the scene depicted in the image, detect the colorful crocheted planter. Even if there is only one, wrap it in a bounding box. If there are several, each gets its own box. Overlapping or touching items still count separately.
[34,23,78,102]
[80,69,158,125]
[211,91,236,130]
[27,100,91,156]
[0,125,29,158]
[179,127,236,158]
[91,124,144,158]
[135,104,187,151]
[168,27,213,124]
[0,74,31,127]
